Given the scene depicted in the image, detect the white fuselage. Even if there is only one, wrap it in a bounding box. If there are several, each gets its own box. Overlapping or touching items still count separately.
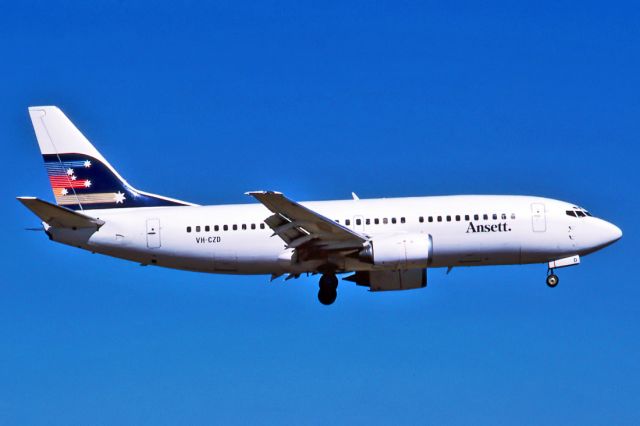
[47,195,622,276]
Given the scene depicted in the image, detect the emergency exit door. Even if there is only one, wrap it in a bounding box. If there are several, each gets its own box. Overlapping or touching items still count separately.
[531,203,546,232]
[146,218,161,248]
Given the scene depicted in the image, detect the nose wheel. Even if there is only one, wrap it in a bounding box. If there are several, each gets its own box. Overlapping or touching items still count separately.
[318,273,338,305]
[546,270,559,288]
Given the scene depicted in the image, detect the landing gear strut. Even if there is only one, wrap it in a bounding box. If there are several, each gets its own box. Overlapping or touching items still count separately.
[546,269,559,288]
[318,273,338,305]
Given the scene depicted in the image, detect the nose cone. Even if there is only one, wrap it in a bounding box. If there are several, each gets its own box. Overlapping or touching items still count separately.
[591,219,623,251]
[605,221,623,243]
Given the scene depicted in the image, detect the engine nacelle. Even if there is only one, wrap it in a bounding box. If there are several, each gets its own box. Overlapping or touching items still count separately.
[360,233,433,269]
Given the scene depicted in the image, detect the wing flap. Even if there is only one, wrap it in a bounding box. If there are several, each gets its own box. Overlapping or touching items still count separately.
[17,196,105,229]
[247,191,367,251]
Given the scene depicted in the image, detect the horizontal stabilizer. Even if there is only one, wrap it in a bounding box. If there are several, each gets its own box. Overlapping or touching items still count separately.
[17,197,105,229]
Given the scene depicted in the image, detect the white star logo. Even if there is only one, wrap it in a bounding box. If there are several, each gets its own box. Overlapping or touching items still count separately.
[84,180,92,188]
[71,175,77,181]
[66,168,74,176]
[114,191,126,204]
[84,160,92,168]
[61,188,68,195]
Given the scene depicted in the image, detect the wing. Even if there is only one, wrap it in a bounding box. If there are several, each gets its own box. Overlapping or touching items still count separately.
[246,191,367,253]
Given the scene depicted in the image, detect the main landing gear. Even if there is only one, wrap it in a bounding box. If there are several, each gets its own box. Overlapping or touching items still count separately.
[546,269,559,288]
[318,273,338,305]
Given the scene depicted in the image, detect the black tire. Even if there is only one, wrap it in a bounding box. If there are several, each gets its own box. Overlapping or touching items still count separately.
[318,288,337,305]
[546,274,559,288]
[319,273,338,290]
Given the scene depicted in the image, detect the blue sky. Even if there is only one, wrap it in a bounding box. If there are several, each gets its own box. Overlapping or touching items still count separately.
[2,1,639,424]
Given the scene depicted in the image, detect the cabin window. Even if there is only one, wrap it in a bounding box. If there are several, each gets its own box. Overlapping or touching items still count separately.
[335,219,340,224]
[232,225,237,230]
[242,224,247,230]
[260,223,266,229]
[474,214,479,220]
[186,226,192,233]
[196,226,201,232]
[501,213,507,220]
[483,214,488,220]
[391,218,397,224]
[205,225,210,232]
[214,225,219,231]
[251,224,256,230]
[419,216,424,223]
[511,213,516,219]
[465,215,470,221]
[356,218,362,225]
[366,218,371,225]
[455,215,460,221]
[445,215,450,222]
[428,216,433,222]
[437,216,442,222]
[383,218,388,224]
[345,219,351,226]
[374,218,380,225]
[400,217,406,224]
[223,225,228,231]
[492,213,498,220]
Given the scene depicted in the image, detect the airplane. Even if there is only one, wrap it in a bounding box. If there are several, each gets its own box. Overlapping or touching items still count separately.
[18,106,623,305]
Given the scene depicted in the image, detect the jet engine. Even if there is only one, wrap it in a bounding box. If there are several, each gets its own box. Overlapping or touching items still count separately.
[359,233,433,269]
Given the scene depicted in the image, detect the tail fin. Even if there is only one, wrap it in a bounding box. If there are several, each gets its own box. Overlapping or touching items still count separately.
[28,106,194,210]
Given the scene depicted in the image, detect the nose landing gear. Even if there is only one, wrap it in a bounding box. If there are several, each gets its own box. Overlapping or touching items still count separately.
[546,270,559,288]
[318,273,338,305]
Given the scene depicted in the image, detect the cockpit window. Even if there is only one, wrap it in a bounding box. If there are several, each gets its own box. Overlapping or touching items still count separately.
[566,207,593,218]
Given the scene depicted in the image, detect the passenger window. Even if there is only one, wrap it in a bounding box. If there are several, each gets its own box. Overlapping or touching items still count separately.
[492,214,498,220]
[205,225,210,232]
[187,226,192,233]
[214,225,219,231]
[383,218,388,224]
[474,214,479,220]
[419,216,424,223]
[483,214,488,220]
[437,216,442,222]
[374,218,379,225]
[501,213,507,220]
[196,226,201,232]
[223,225,228,231]
[400,217,406,224]
[455,215,460,221]
[428,216,433,222]
[465,215,470,221]
[346,219,351,226]
[511,213,516,219]
[366,219,370,225]
[335,220,340,224]
[356,218,362,225]
[242,224,247,230]
[260,223,265,229]
[391,218,397,224]
[251,224,256,230]
[446,215,451,222]
[232,225,238,230]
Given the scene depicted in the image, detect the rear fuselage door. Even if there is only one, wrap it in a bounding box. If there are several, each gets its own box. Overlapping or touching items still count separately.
[531,203,546,232]
[146,218,161,248]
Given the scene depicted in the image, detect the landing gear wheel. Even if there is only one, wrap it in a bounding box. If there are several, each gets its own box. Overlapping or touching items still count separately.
[546,274,559,288]
[318,273,339,305]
